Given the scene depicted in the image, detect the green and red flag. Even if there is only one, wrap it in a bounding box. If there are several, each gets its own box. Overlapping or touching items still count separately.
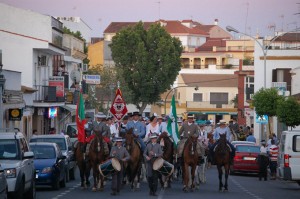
[110,88,128,121]
[76,92,86,143]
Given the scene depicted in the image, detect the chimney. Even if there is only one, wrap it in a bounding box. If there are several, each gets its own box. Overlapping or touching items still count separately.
[214,19,218,25]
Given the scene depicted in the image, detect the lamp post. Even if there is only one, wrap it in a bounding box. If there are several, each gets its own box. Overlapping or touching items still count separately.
[164,85,198,115]
[226,26,300,88]
[0,64,6,129]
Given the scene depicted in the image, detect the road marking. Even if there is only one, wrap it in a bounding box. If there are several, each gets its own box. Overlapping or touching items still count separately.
[230,178,263,199]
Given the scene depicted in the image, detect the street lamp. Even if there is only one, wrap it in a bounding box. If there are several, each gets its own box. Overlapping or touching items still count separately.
[0,63,6,129]
[226,25,300,88]
[164,85,198,115]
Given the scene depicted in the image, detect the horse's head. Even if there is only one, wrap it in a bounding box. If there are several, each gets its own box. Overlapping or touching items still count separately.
[186,136,198,156]
[124,128,135,151]
[159,131,168,140]
[219,133,227,143]
[92,126,103,152]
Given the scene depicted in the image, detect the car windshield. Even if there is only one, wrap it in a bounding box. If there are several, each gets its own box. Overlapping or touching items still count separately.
[236,145,260,153]
[30,145,56,159]
[0,140,19,160]
[30,138,66,150]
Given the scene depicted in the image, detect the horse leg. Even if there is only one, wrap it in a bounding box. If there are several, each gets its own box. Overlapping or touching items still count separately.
[191,165,196,192]
[92,168,97,191]
[99,174,104,191]
[224,165,229,191]
[85,163,91,188]
[183,164,189,192]
[217,165,223,192]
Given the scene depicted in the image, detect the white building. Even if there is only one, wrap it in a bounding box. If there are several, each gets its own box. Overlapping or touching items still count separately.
[253,32,300,141]
[0,3,66,135]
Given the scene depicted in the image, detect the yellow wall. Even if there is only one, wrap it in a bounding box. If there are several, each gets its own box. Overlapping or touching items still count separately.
[87,41,104,67]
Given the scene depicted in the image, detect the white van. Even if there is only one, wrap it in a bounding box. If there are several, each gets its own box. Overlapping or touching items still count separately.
[278,130,300,185]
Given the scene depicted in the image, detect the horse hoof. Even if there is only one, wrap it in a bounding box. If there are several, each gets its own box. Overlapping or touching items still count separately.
[98,188,104,192]
[92,187,97,192]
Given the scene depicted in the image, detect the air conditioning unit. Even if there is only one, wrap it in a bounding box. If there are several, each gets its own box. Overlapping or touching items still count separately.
[82,64,88,72]
[38,55,48,66]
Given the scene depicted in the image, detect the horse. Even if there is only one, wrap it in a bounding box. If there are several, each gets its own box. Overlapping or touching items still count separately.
[214,133,231,192]
[88,133,107,191]
[124,128,142,191]
[182,136,198,192]
[195,139,208,188]
[74,141,91,189]
[158,132,174,189]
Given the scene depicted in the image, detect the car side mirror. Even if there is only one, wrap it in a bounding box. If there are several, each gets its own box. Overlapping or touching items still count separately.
[23,151,34,159]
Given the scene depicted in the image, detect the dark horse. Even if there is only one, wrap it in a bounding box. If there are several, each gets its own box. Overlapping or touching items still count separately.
[74,141,91,189]
[182,136,198,192]
[214,133,231,192]
[89,133,107,191]
[124,128,142,191]
[158,132,174,189]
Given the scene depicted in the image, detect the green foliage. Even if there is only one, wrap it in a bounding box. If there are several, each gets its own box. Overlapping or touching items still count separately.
[252,88,284,117]
[277,96,300,128]
[109,21,183,112]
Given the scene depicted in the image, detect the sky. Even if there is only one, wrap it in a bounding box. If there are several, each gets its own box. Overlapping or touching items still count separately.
[1,0,299,37]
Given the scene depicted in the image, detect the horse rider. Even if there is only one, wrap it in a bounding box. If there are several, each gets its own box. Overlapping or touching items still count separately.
[177,114,203,164]
[210,120,235,164]
[143,133,163,196]
[118,115,129,138]
[126,111,146,152]
[110,137,130,195]
[144,115,160,143]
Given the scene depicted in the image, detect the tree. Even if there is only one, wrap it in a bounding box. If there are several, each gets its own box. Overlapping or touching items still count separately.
[277,96,300,130]
[109,21,183,113]
[252,88,284,135]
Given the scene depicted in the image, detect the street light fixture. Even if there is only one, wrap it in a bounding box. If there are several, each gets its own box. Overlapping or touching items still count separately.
[164,85,198,115]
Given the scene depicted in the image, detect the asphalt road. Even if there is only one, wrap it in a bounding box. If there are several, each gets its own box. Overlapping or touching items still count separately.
[35,166,300,199]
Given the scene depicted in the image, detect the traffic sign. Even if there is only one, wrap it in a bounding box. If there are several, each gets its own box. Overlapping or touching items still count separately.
[256,114,268,124]
[82,75,101,84]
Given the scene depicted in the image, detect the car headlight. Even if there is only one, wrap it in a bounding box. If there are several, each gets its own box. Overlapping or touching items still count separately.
[5,168,16,178]
[41,167,53,174]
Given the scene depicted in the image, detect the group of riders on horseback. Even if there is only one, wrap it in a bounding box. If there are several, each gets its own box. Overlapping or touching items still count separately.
[73,111,239,194]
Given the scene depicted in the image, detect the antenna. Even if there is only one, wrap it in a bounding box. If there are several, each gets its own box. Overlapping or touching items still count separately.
[156,1,161,19]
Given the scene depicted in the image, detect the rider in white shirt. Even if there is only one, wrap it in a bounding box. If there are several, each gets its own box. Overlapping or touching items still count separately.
[144,115,160,142]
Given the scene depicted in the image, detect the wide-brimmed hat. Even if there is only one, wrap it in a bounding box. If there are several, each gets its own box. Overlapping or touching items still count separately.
[157,115,163,119]
[95,112,106,118]
[149,133,158,139]
[114,137,124,142]
[219,120,227,124]
[187,114,194,119]
[132,111,141,116]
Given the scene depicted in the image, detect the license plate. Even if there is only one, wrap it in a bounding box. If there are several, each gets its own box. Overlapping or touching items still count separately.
[36,174,38,179]
[243,157,256,161]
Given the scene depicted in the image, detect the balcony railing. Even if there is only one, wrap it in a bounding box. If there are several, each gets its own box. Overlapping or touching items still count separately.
[186,101,236,109]
[34,85,65,102]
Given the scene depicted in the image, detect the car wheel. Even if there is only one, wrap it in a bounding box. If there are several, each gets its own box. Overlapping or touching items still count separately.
[69,167,75,180]
[297,181,300,186]
[52,176,60,190]
[65,169,70,182]
[13,180,24,199]
[25,178,36,199]
[60,174,66,188]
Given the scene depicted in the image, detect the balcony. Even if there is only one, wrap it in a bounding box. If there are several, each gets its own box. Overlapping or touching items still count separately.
[186,101,235,109]
[63,34,86,60]
[34,85,65,103]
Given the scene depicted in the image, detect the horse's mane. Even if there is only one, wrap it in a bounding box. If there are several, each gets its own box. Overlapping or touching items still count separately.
[215,134,230,153]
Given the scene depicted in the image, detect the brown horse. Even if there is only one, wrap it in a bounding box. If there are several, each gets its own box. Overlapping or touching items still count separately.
[74,141,91,189]
[124,128,142,191]
[182,136,198,192]
[158,132,174,188]
[88,134,107,191]
[214,133,231,192]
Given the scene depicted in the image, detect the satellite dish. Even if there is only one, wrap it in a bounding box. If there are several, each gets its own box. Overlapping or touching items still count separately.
[70,70,81,83]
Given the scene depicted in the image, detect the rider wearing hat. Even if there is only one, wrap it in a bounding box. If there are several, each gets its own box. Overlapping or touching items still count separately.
[110,137,130,195]
[143,133,163,196]
[126,111,146,151]
[177,114,203,165]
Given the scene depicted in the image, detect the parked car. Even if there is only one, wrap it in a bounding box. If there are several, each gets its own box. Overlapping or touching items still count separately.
[30,134,76,181]
[0,132,36,199]
[230,144,261,174]
[0,164,8,199]
[278,130,300,185]
[30,142,66,190]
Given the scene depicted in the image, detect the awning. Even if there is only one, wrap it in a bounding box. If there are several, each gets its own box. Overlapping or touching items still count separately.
[60,104,77,116]
[188,111,238,115]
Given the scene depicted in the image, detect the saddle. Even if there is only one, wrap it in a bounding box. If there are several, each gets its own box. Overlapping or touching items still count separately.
[213,143,232,152]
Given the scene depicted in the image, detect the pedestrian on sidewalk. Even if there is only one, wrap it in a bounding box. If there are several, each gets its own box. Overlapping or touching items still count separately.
[257,140,269,181]
[110,137,130,195]
[269,139,279,180]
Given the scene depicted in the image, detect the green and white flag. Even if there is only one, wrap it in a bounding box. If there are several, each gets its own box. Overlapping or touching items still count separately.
[167,95,180,147]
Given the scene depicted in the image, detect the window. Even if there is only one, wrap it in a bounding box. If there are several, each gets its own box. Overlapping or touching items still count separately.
[272,68,291,92]
[245,76,254,100]
[210,93,228,104]
[193,93,203,102]
[293,135,300,152]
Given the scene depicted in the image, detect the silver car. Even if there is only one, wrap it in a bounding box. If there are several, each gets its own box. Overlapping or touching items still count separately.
[0,164,8,199]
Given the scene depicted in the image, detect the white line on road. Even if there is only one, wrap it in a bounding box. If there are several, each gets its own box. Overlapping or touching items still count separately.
[230,178,263,199]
